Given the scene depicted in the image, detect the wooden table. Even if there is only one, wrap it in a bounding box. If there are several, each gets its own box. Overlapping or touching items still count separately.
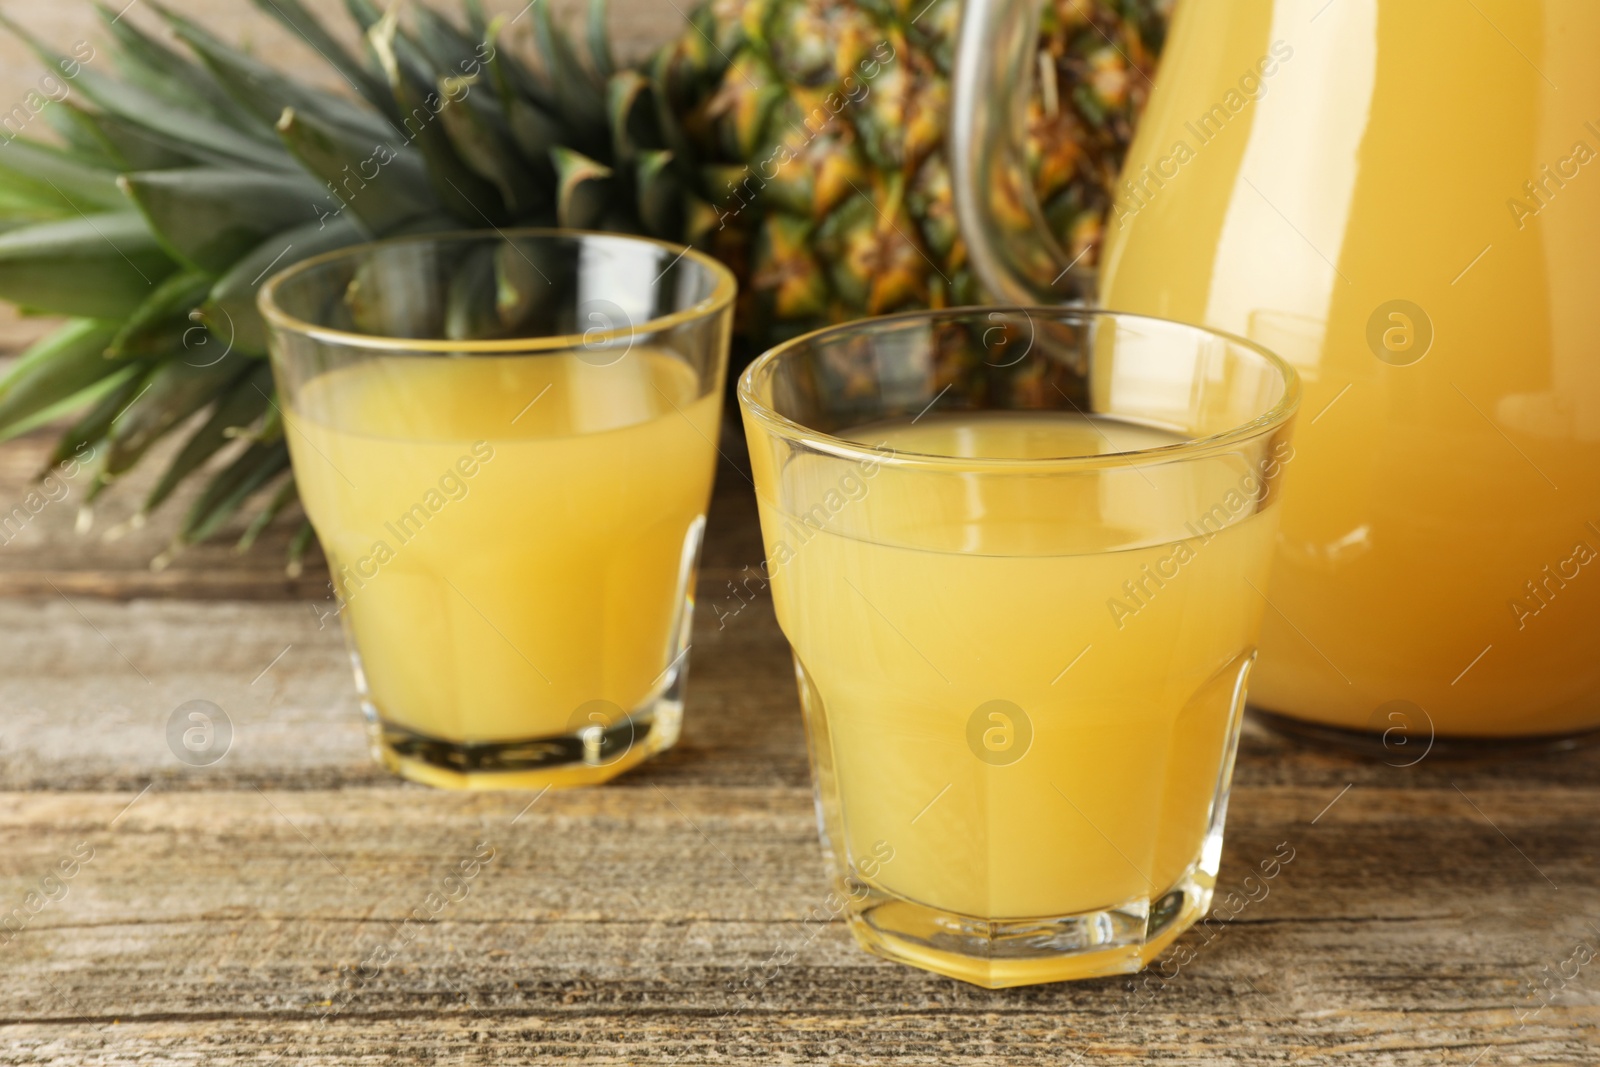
[0,423,1594,1065]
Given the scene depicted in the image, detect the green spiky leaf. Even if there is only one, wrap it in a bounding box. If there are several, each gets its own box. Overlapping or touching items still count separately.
[436,76,540,213]
[236,473,297,553]
[0,319,123,440]
[118,168,328,275]
[370,10,506,224]
[144,360,273,514]
[49,102,204,171]
[0,214,174,319]
[205,216,368,356]
[94,1,269,137]
[107,270,213,359]
[250,0,397,120]
[46,363,149,471]
[163,7,400,145]
[0,139,125,215]
[274,107,434,235]
[101,348,250,479]
[0,12,291,172]
[180,437,291,544]
[551,146,611,229]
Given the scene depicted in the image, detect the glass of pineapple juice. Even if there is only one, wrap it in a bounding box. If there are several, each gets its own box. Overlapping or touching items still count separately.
[259,231,735,790]
[739,308,1299,987]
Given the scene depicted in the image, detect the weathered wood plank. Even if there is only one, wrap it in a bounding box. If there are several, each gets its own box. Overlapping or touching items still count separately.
[0,783,1593,1062]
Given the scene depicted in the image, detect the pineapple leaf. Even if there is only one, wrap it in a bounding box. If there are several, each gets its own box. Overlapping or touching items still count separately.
[363,3,442,101]
[0,214,175,319]
[118,168,329,275]
[551,146,613,229]
[409,4,484,79]
[494,240,553,329]
[51,102,206,171]
[647,46,703,186]
[435,76,541,214]
[0,139,126,215]
[484,15,554,114]
[235,473,297,553]
[205,216,369,357]
[274,107,435,235]
[0,319,124,441]
[532,1,607,156]
[637,150,686,238]
[163,7,401,146]
[606,70,661,164]
[500,95,562,190]
[249,0,398,121]
[94,1,271,139]
[102,348,252,480]
[0,12,293,172]
[286,518,316,575]
[7,363,142,453]
[43,104,125,169]
[107,269,213,358]
[444,245,502,341]
[143,361,273,515]
[587,0,617,82]
[370,11,507,225]
[46,362,149,472]
[180,437,291,545]
[342,0,383,33]
[464,0,490,38]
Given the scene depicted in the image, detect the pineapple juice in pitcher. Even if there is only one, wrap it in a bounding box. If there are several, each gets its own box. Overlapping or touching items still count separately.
[954,0,1600,739]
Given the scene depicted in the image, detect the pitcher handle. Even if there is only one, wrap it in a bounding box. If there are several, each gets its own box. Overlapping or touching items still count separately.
[951,0,1092,304]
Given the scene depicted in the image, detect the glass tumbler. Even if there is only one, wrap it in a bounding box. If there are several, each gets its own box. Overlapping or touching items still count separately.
[739,307,1299,987]
[260,230,734,790]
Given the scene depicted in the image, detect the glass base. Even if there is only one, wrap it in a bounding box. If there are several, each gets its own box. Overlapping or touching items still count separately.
[1248,706,1600,759]
[844,867,1213,989]
[367,687,682,791]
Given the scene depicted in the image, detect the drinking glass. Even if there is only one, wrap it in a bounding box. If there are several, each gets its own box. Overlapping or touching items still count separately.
[260,230,735,789]
[739,307,1299,986]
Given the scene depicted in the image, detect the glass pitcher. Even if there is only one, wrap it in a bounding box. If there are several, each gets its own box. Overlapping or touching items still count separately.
[953,0,1600,743]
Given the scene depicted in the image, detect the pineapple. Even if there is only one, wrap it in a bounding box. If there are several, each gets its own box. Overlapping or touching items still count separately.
[0,0,1165,561]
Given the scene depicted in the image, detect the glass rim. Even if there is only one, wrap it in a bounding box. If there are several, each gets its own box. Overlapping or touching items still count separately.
[737,305,1301,472]
[256,227,737,355]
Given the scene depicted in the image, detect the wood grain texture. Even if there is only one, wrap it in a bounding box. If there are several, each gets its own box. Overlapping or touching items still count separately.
[0,436,1597,1063]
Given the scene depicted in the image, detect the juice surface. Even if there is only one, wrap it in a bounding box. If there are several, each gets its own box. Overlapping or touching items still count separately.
[287,349,720,743]
[759,412,1280,919]
[1100,0,1600,735]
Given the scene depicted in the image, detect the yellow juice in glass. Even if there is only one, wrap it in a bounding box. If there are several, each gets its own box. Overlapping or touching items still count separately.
[1099,0,1600,736]
[758,411,1283,975]
[287,349,720,786]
